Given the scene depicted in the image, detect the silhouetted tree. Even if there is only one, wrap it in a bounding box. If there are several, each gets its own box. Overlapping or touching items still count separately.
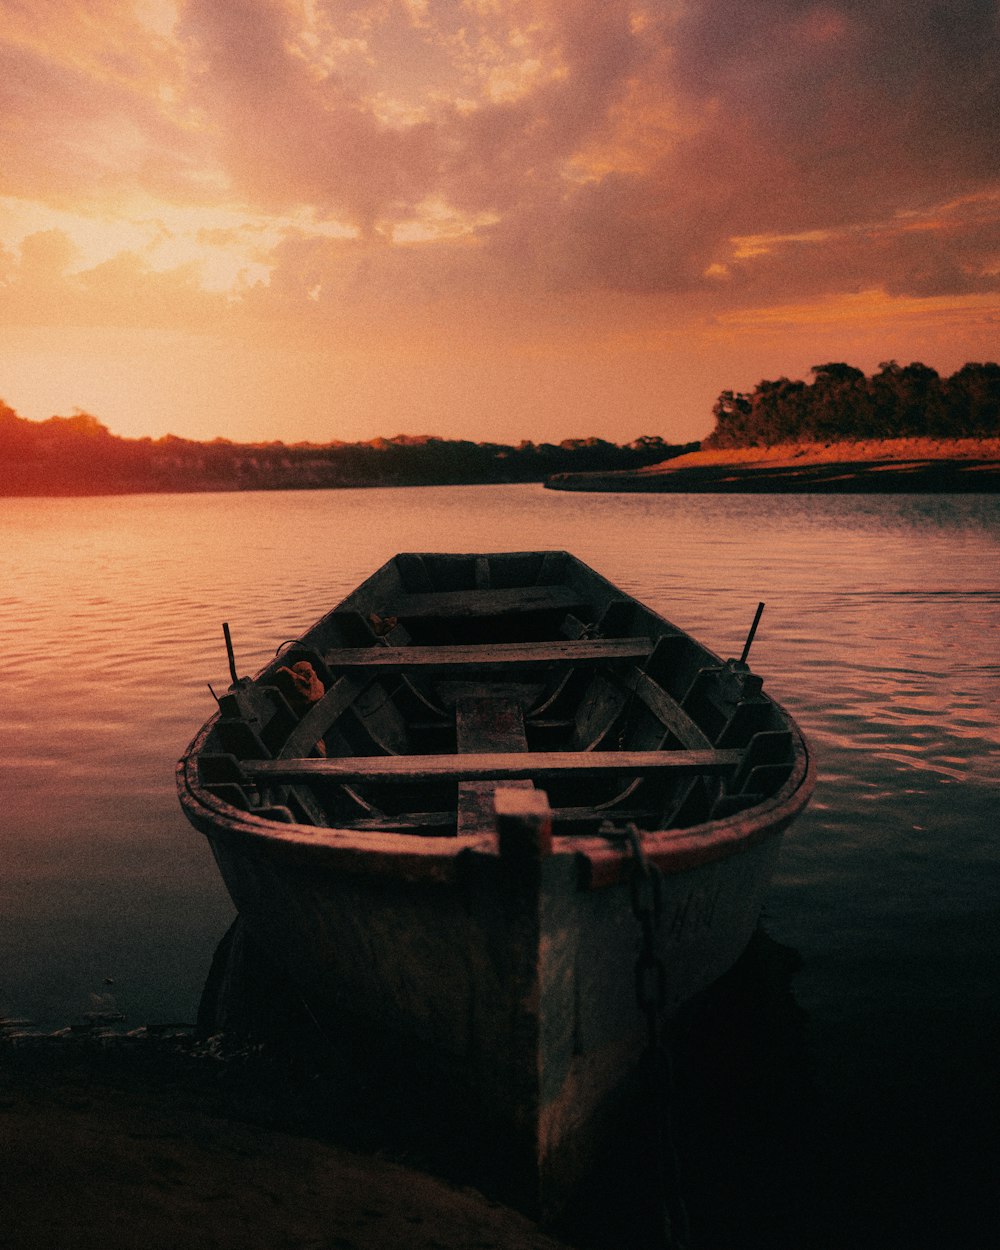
[705,362,999,447]
[0,400,694,495]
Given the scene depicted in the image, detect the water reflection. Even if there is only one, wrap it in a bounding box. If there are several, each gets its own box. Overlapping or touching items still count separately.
[2,487,998,1024]
[196,917,815,1248]
[1,486,997,1244]
[197,915,994,1250]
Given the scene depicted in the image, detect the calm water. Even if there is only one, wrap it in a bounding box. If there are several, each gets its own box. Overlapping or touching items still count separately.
[2,485,998,1245]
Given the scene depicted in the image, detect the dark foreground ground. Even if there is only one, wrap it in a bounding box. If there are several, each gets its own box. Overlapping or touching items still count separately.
[3,926,997,1250]
[0,1036,571,1250]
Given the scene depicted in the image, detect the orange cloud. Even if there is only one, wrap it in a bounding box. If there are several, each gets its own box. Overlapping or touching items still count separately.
[1,0,997,444]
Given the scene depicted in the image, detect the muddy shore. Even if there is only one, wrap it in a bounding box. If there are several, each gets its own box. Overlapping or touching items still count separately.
[0,928,817,1250]
[545,438,1000,492]
[0,1031,573,1250]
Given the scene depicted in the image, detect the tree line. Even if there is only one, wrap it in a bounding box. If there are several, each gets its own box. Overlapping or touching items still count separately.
[0,401,696,496]
[706,361,1000,448]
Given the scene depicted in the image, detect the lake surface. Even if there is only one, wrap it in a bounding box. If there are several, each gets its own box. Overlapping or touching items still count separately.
[2,485,998,1247]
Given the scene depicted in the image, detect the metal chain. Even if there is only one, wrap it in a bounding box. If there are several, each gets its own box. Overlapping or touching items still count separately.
[601,821,691,1250]
[627,823,668,1049]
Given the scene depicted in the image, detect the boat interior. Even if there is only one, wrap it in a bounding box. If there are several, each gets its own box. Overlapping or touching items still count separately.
[195,552,797,837]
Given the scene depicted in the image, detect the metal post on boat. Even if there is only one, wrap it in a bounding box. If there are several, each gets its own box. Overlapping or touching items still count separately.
[739,600,766,665]
[495,788,553,860]
[222,621,240,686]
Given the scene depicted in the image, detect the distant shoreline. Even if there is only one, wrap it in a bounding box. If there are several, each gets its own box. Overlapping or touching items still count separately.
[545,438,1000,493]
[0,403,695,496]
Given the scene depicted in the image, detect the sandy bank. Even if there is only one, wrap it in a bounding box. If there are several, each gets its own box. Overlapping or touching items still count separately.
[648,437,1000,470]
[545,438,1000,493]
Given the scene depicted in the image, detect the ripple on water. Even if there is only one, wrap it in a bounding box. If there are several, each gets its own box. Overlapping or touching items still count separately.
[0,486,997,1034]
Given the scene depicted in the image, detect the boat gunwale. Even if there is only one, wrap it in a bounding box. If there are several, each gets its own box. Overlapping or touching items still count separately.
[176,701,814,884]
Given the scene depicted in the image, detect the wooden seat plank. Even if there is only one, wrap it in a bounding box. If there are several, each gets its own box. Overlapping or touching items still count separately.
[328,807,660,833]
[323,637,653,670]
[381,584,587,619]
[335,812,454,833]
[247,748,742,784]
[456,695,531,836]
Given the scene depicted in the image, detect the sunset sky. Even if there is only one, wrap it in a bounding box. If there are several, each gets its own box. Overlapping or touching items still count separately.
[2,0,998,445]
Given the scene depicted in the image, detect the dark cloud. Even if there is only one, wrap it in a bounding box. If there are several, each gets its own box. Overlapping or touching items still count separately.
[2,0,997,312]
[473,0,1000,299]
[178,0,441,231]
[666,0,1000,225]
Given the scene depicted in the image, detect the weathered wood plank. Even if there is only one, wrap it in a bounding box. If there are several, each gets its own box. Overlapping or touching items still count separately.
[394,552,434,592]
[436,680,545,710]
[334,812,455,833]
[323,637,653,670]
[456,696,529,754]
[459,780,523,836]
[246,748,742,784]
[495,787,552,859]
[330,806,659,832]
[381,584,587,619]
[571,672,627,751]
[535,551,567,583]
[626,669,713,749]
[456,696,531,836]
[277,675,368,759]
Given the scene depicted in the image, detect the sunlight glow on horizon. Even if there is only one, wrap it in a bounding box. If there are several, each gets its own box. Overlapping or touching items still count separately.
[2,1,997,444]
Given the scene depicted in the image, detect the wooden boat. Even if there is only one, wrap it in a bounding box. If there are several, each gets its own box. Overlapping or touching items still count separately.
[177,551,814,1218]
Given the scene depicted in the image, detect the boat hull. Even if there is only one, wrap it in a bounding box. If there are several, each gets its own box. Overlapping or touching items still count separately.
[183,770,800,1216]
[177,550,815,1218]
